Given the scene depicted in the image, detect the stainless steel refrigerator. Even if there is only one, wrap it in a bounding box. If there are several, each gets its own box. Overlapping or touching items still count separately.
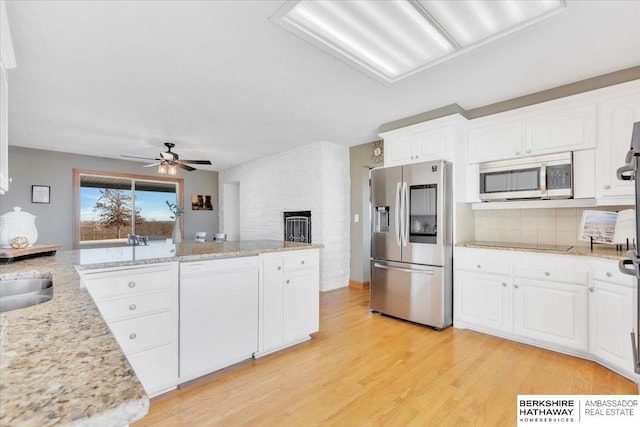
[370,160,452,329]
[617,121,640,378]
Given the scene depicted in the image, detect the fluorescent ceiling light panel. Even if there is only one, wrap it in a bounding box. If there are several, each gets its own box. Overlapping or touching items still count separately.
[271,0,566,84]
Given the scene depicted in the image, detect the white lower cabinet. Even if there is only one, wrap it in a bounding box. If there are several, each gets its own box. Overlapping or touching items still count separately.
[80,249,321,393]
[513,279,588,351]
[454,248,639,382]
[79,262,179,397]
[589,261,638,379]
[454,271,511,333]
[257,249,320,357]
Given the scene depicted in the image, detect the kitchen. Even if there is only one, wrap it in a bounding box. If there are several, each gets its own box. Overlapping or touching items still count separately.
[1,1,640,426]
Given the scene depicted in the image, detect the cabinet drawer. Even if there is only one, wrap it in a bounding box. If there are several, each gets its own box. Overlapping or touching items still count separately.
[284,252,318,271]
[455,257,509,275]
[127,343,176,396]
[95,290,173,322]
[592,263,635,287]
[84,266,174,300]
[108,311,173,354]
[513,264,589,285]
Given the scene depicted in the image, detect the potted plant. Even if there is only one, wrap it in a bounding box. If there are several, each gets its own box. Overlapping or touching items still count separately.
[166,201,184,243]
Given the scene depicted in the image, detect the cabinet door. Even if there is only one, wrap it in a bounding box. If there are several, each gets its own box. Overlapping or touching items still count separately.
[526,104,597,154]
[384,134,414,167]
[283,270,319,343]
[262,258,284,352]
[589,280,636,377]
[414,125,451,162]
[513,279,588,351]
[455,271,511,332]
[466,119,524,164]
[596,92,640,199]
[127,344,176,397]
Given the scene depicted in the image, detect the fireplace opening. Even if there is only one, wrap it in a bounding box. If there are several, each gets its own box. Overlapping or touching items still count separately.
[283,211,311,243]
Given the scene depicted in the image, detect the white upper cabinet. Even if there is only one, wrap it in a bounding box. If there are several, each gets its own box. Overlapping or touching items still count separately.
[0,0,17,194]
[595,81,640,202]
[526,104,597,154]
[380,115,464,167]
[466,101,597,164]
[466,119,524,163]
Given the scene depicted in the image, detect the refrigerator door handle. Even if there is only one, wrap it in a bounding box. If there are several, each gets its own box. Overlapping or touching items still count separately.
[631,332,640,374]
[373,262,435,275]
[395,182,401,246]
[618,258,640,278]
[401,182,409,246]
[616,163,636,181]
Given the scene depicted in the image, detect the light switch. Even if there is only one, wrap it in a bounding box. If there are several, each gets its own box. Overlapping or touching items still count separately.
[354,214,359,223]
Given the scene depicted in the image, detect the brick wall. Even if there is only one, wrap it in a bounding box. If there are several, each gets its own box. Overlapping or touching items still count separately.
[219,142,350,291]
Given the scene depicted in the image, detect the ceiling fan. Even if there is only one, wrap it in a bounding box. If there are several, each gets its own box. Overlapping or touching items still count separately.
[122,143,212,174]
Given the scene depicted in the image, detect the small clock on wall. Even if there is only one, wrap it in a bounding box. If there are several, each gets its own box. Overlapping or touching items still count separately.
[371,140,384,163]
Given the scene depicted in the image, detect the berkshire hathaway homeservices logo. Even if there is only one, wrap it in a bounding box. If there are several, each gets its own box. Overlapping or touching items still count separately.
[517,395,639,426]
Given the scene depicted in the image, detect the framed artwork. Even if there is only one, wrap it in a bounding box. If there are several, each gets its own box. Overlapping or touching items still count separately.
[32,185,51,204]
[579,210,617,244]
[191,194,213,210]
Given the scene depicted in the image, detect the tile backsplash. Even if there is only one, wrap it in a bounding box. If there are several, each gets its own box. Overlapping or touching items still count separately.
[474,206,633,247]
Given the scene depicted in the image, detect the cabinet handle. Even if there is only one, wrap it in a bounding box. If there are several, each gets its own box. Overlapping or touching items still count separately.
[128,281,136,288]
[129,333,137,340]
[301,260,305,265]
[476,264,481,269]
[526,149,531,154]
[544,272,550,277]
[277,266,281,270]
[502,282,507,287]
[589,287,595,292]
[606,272,612,277]
[129,304,137,311]
[286,279,290,284]
[515,151,520,155]
[514,284,519,289]
[604,185,610,190]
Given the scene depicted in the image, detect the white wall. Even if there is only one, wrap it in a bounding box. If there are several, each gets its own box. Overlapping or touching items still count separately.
[219,142,350,291]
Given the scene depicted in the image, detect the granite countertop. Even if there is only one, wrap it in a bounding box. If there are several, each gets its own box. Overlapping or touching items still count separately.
[75,239,322,270]
[0,240,320,426]
[456,241,630,260]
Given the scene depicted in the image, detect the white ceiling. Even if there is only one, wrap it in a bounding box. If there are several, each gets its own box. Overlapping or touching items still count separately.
[5,0,640,172]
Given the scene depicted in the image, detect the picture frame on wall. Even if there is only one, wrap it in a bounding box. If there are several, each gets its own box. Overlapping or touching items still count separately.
[32,185,51,204]
[191,194,213,210]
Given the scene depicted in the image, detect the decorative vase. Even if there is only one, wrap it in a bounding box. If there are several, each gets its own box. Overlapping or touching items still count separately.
[0,207,38,248]
[172,220,182,243]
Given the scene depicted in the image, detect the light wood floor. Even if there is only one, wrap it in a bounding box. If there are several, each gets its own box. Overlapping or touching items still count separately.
[134,287,637,426]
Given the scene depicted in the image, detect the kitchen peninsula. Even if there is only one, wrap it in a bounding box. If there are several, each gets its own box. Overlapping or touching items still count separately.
[0,240,321,427]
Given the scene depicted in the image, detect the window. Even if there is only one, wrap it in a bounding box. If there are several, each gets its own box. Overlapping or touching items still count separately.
[73,169,184,248]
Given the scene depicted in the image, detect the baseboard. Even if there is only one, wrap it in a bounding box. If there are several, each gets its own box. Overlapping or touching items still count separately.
[349,280,369,290]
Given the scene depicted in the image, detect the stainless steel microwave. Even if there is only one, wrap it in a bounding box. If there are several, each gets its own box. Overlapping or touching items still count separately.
[479,152,573,201]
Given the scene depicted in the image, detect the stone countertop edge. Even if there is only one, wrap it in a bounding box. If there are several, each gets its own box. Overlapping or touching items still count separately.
[0,240,321,427]
[74,241,323,271]
[456,241,629,261]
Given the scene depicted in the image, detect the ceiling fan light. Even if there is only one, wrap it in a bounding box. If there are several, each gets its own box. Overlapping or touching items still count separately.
[158,163,167,174]
[168,165,177,176]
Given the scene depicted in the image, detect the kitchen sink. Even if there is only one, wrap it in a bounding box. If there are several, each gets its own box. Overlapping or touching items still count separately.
[0,278,53,313]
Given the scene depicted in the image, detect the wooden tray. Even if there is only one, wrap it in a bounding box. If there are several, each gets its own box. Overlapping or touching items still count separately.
[0,244,62,264]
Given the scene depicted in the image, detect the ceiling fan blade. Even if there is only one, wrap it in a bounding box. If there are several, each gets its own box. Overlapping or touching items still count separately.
[122,155,162,161]
[142,162,161,167]
[176,163,196,172]
[178,160,212,165]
